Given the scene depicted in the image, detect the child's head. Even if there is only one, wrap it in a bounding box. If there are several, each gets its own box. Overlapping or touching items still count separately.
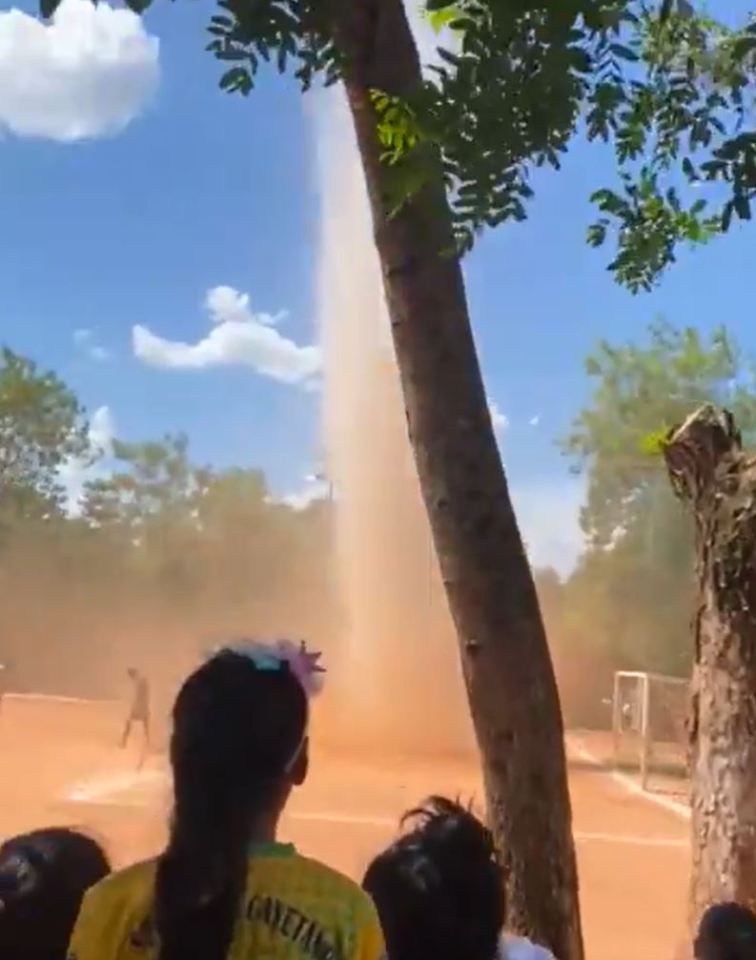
[695,902,756,960]
[155,643,316,960]
[0,828,110,960]
[363,796,503,960]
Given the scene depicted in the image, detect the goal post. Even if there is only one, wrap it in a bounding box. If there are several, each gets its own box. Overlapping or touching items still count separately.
[612,670,689,791]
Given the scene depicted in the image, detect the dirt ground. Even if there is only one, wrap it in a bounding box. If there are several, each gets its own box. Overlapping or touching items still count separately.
[0,697,689,960]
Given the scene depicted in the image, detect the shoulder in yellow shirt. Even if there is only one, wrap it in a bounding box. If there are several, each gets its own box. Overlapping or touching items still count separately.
[68,844,384,960]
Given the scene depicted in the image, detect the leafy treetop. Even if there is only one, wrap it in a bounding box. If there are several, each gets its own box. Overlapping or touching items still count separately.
[37,0,756,293]
[0,348,89,523]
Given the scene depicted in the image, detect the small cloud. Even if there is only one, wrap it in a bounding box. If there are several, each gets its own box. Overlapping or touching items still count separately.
[529,414,541,427]
[73,328,111,362]
[133,285,321,387]
[205,286,283,328]
[89,345,112,362]
[59,404,116,512]
[277,473,331,511]
[488,399,509,433]
[0,0,159,142]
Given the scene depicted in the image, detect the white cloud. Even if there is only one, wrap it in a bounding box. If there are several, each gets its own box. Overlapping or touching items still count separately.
[0,0,158,142]
[529,414,541,427]
[88,345,112,362]
[511,477,586,577]
[73,328,111,362]
[277,473,331,511]
[488,399,509,433]
[133,285,321,387]
[59,404,116,512]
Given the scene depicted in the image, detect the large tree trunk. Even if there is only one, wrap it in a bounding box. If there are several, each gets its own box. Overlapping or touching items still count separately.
[664,405,756,926]
[329,3,583,958]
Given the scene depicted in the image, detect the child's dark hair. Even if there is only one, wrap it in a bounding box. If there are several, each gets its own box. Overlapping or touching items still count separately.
[695,902,756,960]
[363,796,503,960]
[0,827,110,960]
[154,648,308,960]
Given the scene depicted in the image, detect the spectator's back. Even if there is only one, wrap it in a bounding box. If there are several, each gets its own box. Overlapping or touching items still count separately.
[363,795,557,960]
[0,827,109,960]
[695,902,756,960]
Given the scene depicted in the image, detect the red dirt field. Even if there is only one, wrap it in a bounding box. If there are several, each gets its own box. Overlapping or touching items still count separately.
[0,697,689,960]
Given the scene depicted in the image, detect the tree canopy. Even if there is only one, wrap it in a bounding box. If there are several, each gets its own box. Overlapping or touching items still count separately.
[0,349,337,696]
[557,321,756,684]
[0,348,88,527]
[35,0,756,294]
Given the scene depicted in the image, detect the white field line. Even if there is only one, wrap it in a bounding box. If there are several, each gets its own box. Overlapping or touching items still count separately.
[567,735,691,821]
[65,767,686,848]
[67,769,165,803]
[6,693,120,707]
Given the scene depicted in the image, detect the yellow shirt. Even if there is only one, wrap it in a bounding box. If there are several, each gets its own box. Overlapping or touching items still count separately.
[68,843,385,960]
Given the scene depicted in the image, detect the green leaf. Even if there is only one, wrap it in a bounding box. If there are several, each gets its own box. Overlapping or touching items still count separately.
[219,66,253,96]
[734,193,752,220]
[39,0,62,17]
[123,0,153,12]
[639,429,669,456]
[609,43,639,62]
[733,36,756,61]
[587,221,608,247]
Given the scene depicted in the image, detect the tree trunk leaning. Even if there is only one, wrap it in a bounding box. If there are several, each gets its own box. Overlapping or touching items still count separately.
[329,3,584,958]
[665,404,756,925]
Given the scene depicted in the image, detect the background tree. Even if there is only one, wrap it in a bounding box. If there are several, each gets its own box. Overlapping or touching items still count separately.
[562,321,756,682]
[0,348,88,529]
[83,435,211,600]
[0,348,337,704]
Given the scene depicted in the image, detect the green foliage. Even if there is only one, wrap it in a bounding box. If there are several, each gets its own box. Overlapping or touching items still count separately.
[564,319,756,546]
[585,4,756,289]
[421,3,464,34]
[196,0,756,278]
[83,434,209,532]
[560,320,756,676]
[0,363,338,688]
[0,348,88,525]
[206,0,340,95]
[39,0,756,290]
[372,0,636,251]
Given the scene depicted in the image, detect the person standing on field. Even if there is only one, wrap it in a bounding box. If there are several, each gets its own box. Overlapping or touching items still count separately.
[121,668,150,764]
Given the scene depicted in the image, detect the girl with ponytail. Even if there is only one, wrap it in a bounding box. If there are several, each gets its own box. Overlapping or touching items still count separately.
[68,641,384,960]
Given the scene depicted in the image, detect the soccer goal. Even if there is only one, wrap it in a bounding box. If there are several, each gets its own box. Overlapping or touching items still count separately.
[611,671,689,791]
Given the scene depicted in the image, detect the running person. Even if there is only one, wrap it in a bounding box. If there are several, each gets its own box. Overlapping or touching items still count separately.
[121,668,150,751]
[68,640,383,960]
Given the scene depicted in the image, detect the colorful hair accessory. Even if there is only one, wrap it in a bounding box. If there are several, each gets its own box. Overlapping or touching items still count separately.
[222,638,325,697]
[275,639,326,697]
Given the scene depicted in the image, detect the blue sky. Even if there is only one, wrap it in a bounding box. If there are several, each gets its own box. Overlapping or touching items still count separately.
[0,0,754,572]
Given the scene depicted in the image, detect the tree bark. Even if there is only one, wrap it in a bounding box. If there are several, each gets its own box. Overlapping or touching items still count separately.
[664,405,756,926]
[329,3,583,958]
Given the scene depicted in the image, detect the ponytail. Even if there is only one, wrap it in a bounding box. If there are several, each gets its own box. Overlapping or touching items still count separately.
[154,649,308,960]
[154,775,251,960]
